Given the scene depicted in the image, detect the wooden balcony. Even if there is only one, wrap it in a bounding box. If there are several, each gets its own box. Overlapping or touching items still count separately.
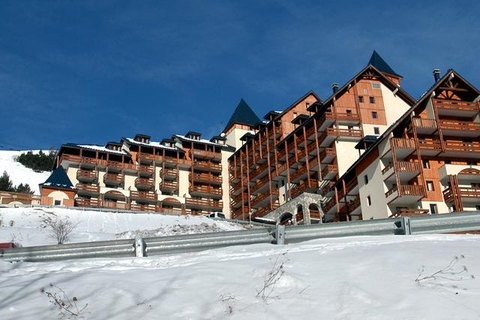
[102,201,129,210]
[190,173,222,185]
[106,160,124,172]
[385,185,425,205]
[382,161,421,182]
[322,197,336,214]
[76,169,97,182]
[191,149,222,160]
[412,118,437,135]
[390,138,416,160]
[134,178,155,190]
[159,181,178,193]
[443,141,480,153]
[290,165,308,182]
[290,179,319,199]
[185,198,222,211]
[250,174,271,194]
[192,161,222,173]
[391,208,429,217]
[130,203,157,212]
[189,185,222,198]
[321,164,338,180]
[438,120,480,138]
[434,99,480,117]
[251,189,278,207]
[75,197,99,207]
[138,152,155,164]
[138,164,154,174]
[336,111,360,124]
[79,157,98,169]
[250,161,270,181]
[130,190,157,202]
[320,148,336,164]
[76,183,100,195]
[103,173,123,185]
[443,187,480,204]
[317,111,336,131]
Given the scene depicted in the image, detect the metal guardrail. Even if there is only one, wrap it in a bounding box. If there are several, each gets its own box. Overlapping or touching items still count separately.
[1,212,479,262]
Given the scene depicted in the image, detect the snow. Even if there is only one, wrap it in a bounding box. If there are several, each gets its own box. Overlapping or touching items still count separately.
[0,150,51,195]
[1,151,480,319]
[1,207,480,319]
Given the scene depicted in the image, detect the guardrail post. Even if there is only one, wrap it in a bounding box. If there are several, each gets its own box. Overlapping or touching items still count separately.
[394,217,412,235]
[134,236,147,257]
[275,225,285,245]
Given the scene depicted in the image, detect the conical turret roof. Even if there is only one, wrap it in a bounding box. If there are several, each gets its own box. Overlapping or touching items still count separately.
[368,50,402,78]
[223,99,260,132]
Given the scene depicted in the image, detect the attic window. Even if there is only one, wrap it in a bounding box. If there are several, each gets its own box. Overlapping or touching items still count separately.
[372,83,381,89]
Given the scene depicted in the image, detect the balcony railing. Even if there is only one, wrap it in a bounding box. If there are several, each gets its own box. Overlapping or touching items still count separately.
[193,161,222,172]
[185,198,222,210]
[443,141,480,153]
[434,99,479,112]
[190,185,222,196]
[75,197,99,207]
[76,184,100,194]
[385,185,425,198]
[159,181,178,191]
[191,173,222,184]
[192,149,222,160]
[391,208,429,217]
[135,178,155,189]
[438,120,480,132]
[390,138,416,149]
[138,165,154,174]
[412,118,437,129]
[76,170,97,181]
[103,173,123,184]
[321,164,338,180]
[443,187,480,203]
[250,189,278,207]
[130,191,157,201]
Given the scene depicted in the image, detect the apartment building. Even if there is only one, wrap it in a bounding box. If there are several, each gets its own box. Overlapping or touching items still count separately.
[226,51,417,223]
[41,132,234,216]
[41,51,478,222]
[324,69,480,220]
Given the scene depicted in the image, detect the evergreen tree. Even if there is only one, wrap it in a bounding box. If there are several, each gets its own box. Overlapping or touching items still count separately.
[15,183,34,195]
[0,171,14,192]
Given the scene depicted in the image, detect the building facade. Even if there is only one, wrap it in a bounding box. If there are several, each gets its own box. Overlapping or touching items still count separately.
[42,51,479,222]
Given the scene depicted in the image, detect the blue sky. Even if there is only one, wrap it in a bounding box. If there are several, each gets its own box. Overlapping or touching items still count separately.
[1,0,479,150]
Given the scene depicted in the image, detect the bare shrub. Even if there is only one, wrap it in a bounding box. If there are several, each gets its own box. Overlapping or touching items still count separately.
[256,251,289,303]
[41,216,77,244]
[416,255,475,284]
[41,283,88,318]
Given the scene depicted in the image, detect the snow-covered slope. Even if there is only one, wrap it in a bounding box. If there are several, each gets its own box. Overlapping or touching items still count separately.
[0,150,51,194]
[0,207,245,246]
[1,233,479,320]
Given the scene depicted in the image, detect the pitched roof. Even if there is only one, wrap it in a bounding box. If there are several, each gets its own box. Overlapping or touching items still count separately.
[368,50,402,78]
[41,167,74,189]
[223,99,261,132]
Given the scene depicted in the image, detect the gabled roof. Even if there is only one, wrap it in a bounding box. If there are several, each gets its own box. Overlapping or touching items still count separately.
[333,68,480,190]
[41,167,74,190]
[368,50,402,78]
[223,99,261,132]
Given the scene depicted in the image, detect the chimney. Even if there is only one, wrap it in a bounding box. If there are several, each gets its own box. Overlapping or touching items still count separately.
[433,69,441,82]
[332,83,339,94]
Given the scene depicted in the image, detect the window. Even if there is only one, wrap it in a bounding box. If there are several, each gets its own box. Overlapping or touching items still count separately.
[426,181,434,191]
[374,127,380,134]
[358,96,364,103]
[423,160,430,169]
[471,183,480,188]
[367,196,372,206]
[372,83,381,89]
[346,109,352,115]
[430,204,438,214]
[372,111,378,119]
[364,174,369,185]
[369,96,375,103]
[54,200,61,206]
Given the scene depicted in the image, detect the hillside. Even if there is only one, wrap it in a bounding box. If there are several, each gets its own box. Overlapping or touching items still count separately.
[0,150,51,195]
